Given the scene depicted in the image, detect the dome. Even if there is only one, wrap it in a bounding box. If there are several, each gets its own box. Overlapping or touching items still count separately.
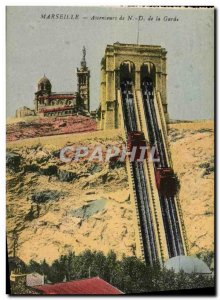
[38,75,51,86]
[37,75,52,92]
[164,256,211,274]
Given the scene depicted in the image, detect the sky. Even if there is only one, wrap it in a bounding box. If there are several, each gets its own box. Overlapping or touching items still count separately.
[6,6,214,120]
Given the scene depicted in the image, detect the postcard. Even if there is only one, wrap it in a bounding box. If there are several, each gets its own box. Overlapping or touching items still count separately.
[6,6,215,295]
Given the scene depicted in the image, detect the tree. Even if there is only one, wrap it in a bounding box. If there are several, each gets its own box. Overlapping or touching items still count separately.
[105,250,118,284]
[25,250,215,294]
[49,259,65,283]
[58,252,76,281]
[26,260,41,274]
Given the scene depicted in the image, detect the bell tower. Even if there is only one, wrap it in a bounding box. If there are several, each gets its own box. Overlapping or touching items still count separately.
[77,46,90,111]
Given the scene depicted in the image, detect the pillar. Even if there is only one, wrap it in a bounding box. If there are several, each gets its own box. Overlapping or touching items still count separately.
[135,70,141,90]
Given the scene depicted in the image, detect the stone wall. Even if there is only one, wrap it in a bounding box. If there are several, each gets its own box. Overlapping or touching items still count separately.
[99,43,168,130]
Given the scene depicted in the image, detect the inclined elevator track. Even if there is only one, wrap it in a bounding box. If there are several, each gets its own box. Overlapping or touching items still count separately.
[121,81,158,265]
[120,78,185,263]
[141,80,184,257]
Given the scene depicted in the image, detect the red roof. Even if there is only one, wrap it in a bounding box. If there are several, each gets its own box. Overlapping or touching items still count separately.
[38,94,75,100]
[39,105,74,113]
[34,277,123,295]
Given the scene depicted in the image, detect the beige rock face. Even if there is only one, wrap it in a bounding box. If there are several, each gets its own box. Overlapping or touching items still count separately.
[169,121,214,255]
[6,121,214,264]
[7,134,135,264]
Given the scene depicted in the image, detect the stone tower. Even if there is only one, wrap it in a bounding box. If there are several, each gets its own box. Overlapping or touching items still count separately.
[34,75,52,112]
[99,43,168,130]
[77,46,90,111]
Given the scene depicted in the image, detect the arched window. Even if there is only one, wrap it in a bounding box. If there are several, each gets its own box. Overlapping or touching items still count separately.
[66,100,72,106]
[119,60,135,84]
[140,62,156,88]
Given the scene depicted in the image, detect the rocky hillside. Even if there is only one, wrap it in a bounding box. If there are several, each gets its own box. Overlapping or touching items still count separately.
[6,130,134,263]
[6,115,97,142]
[6,121,214,263]
[168,121,214,255]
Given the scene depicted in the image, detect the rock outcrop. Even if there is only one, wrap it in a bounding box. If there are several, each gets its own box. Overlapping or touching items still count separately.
[6,121,214,263]
[6,134,133,263]
[169,121,214,255]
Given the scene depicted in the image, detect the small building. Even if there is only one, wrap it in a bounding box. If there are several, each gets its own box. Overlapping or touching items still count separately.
[15,106,36,118]
[26,272,44,287]
[33,276,123,295]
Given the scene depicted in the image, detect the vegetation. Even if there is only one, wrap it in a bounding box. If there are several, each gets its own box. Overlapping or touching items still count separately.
[197,250,214,272]
[10,280,40,295]
[24,250,214,294]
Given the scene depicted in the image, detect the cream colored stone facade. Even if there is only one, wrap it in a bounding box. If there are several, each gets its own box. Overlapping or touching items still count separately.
[99,43,169,130]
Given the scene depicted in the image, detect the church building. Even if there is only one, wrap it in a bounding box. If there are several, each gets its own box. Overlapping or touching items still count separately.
[16,47,90,118]
[34,75,77,117]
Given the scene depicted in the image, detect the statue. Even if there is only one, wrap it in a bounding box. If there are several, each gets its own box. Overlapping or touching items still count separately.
[81,46,86,68]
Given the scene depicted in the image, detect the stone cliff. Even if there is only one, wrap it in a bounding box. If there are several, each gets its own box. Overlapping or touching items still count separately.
[6,121,214,263]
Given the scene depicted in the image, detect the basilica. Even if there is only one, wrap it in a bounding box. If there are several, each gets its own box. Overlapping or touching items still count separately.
[16,47,90,118]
